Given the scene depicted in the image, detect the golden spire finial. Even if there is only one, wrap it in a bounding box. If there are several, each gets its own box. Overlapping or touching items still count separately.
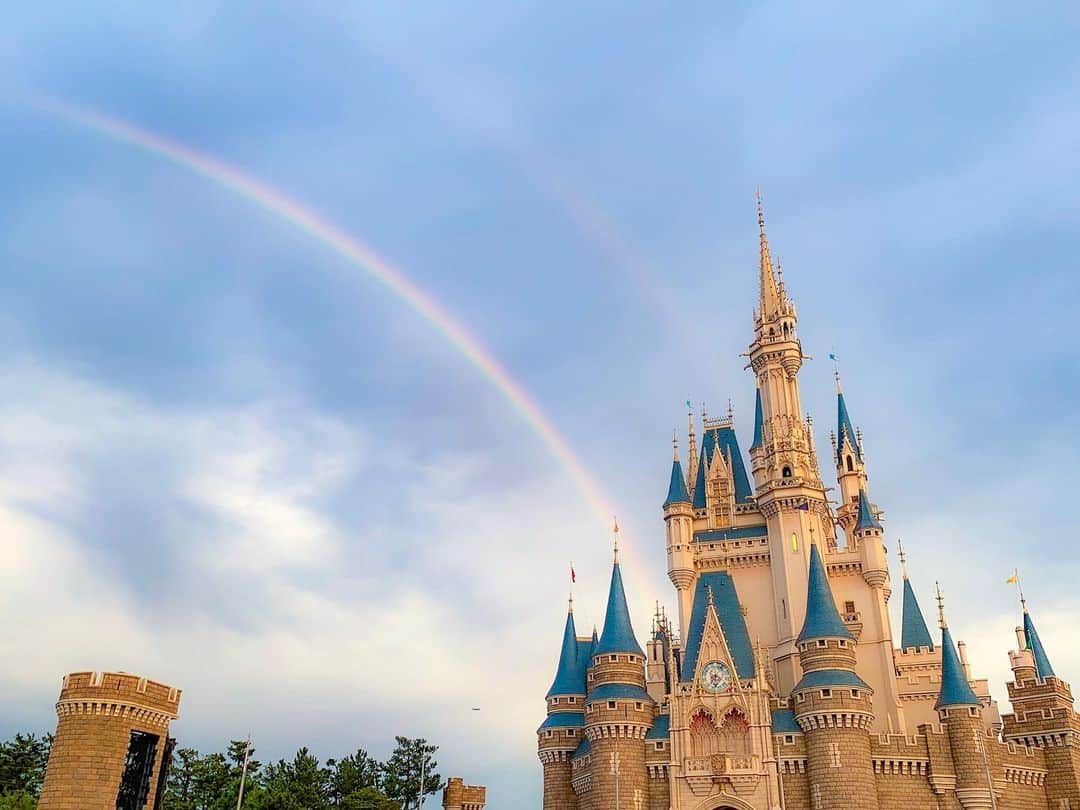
[727,398,734,421]
[612,516,620,563]
[672,430,679,461]
[706,584,715,610]
[897,537,909,580]
[935,581,947,629]
[755,191,781,320]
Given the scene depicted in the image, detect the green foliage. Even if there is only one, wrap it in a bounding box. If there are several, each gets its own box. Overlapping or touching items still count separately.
[339,787,400,810]
[0,792,37,810]
[156,737,409,810]
[0,730,410,810]
[0,733,51,798]
[381,738,440,810]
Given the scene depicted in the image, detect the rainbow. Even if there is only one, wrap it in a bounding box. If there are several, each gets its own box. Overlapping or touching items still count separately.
[34,97,661,615]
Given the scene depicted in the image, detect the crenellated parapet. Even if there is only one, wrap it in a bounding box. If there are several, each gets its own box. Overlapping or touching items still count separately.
[40,671,182,810]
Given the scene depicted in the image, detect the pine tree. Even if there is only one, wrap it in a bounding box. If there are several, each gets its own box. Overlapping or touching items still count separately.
[381,738,440,810]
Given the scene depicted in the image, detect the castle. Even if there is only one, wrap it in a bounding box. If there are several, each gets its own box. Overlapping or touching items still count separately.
[537,200,1080,810]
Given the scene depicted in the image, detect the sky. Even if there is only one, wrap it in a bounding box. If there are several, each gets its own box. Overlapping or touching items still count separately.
[1,2,1080,806]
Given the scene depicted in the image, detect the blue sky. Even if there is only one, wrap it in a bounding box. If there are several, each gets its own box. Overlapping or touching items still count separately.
[2,2,1080,805]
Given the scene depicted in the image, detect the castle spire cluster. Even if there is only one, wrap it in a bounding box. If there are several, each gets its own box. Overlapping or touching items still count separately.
[539,197,1079,810]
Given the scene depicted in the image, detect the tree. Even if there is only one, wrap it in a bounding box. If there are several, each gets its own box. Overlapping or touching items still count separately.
[0,733,51,797]
[339,787,400,810]
[0,793,36,810]
[327,749,382,802]
[381,738,440,810]
[254,748,329,810]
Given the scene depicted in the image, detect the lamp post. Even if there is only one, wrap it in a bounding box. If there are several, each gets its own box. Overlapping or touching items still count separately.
[235,735,252,810]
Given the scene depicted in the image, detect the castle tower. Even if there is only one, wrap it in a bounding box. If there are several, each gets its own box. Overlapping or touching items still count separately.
[538,596,588,810]
[792,540,879,809]
[935,587,995,810]
[892,541,943,729]
[745,196,834,691]
[584,529,652,810]
[833,372,868,532]
[39,671,181,810]
[1001,591,1080,807]
[663,438,695,643]
[442,777,487,810]
[898,543,934,653]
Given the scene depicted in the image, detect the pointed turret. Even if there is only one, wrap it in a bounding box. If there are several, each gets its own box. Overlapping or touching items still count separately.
[855,488,882,530]
[750,387,764,450]
[756,192,783,321]
[934,585,980,709]
[836,383,861,466]
[897,540,934,651]
[1023,602,1056,681]
[797,541,854,643]
[547,601,584,698]
[664,437,690,507]
[595,529,644,657]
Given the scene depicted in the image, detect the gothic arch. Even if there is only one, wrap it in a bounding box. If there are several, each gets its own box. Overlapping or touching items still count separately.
[688,794,756,810]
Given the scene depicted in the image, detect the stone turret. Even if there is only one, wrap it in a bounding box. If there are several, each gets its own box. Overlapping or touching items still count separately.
[585,532,652,810]
[1002,597,1080,807]
[935,587,994,810]
[39,671,181,810]
[539,598,586,810]
[792,542,878,809]
[833,377,868,533]
[442,777,486,810]
[663,439,695,643]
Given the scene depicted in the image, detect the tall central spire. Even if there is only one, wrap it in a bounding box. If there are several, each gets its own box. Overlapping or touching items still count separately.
[756,191,783,321]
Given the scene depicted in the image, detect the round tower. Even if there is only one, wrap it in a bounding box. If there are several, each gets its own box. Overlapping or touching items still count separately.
[584,532,652,810]
[935,585,996,810]
[538,598,586,810]
[39,671,181,810]
[792,542,879,809]
[663,437,695,643]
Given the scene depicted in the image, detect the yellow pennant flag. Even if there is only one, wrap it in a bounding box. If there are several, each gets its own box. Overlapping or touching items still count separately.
[1006,573,1018,584]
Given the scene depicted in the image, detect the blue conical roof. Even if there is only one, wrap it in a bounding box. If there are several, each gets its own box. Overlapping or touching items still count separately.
[900,578,934,651]
[692,427,753,508]
[664,458,690,506]
[750,389,764,450]
[797,543,854,643]
[837,391,861,464]
[855,489,881,530]
[547,609,584,697]
[594,561,644,656]
[1024,609,1055,681]
[935,624,980,709]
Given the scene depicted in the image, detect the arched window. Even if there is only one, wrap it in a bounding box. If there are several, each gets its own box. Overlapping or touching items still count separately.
[717,708,751,756]
[782,466,792,478]
[846,455,854,472]
[689,709,719,757]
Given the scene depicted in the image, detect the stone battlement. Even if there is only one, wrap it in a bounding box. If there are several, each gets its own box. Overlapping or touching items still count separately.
[56,671,181,730]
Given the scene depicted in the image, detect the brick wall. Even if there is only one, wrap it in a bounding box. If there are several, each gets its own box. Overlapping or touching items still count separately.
[39,671,180,810]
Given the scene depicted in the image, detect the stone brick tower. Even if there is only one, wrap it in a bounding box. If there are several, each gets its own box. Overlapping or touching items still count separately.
[934,589,995,810]
[39,670,181,810]
[539,597,587,810]
[442,777,487,810]
[792,539,878,809]
[1002,597,1080,807]
[583,528,653,810]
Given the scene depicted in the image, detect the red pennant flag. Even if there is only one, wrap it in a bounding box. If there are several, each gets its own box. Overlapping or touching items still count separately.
[571,563,576,584]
